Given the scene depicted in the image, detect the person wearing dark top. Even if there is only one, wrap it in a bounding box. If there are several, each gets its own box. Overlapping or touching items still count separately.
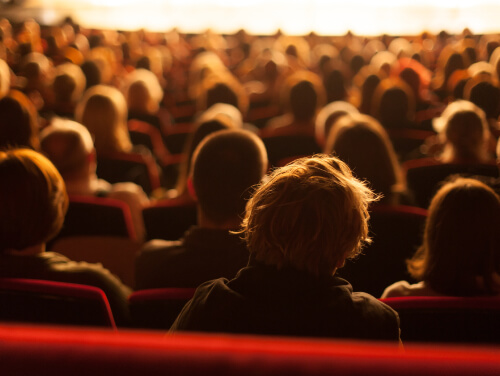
[135,129,268,289]
[171,154,401,342]
[0,148,132,326]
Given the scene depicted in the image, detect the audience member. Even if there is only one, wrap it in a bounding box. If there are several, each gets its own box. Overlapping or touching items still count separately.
[171,154,400,341]
[431,100,492,164]
[0,148,132,325]
[0,89,40,150]
[75,84,132,154]
[382,177,500,298]
[325,113,408,205]
[39,119,149,241]
[135,129,267,289]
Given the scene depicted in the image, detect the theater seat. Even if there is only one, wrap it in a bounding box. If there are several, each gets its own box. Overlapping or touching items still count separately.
[337,205,427,297]
[129,287,196,329]
[403,158,499,208]
[97,151,161,195]
[0,278,116,329]
[2,324,500,376]
[52,195,137,243]
[142,199,197,241]
[381,296,500,343]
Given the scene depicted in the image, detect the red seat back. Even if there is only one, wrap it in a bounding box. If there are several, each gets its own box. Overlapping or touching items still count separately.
[0,278,116,329]
[129,287,196,329]
[381,296,500,343]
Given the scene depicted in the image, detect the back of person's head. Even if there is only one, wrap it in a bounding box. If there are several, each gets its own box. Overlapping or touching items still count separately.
[433,100,489,163]
[464,77,500,120]
[191,129,267,225]
[0,148,68,253]
[52,62,86,104]
[0,90,40,150]
[123,68,163,114]
[282,71,325,122]
[80,59,102,89]
[407,178,500,296]
[75,84,131,154]
[40,119,94,180]
[325,113,404,202]
[241,154,378,278]
[371,78,415,129]
[323,68,347,103]
[315,101,359,148]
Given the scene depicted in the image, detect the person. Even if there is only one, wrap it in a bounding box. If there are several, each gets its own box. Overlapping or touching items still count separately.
[0,148,132,325]
[135,129,267,289]
[39,118,149,242]
[324,113,408,205]
[262,70,325,137]
[75,84,132,155]
[0,90,40,150]
[171,154,401,341]
[431,99,492,164]
[382,177,500,298]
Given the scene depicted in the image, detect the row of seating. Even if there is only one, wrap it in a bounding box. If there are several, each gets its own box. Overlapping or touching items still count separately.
[1,277,500,343]
[4,323,500,376]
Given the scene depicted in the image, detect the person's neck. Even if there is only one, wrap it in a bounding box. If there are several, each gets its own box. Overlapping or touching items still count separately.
[64,174,100,196]
[197,208,241,230]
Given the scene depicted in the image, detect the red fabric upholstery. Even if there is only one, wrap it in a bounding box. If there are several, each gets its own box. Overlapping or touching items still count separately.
[54,195,137,241]
[381,296,500,343]
[0,278,116,329]
[129,288,196,329]
[1,324,500,376]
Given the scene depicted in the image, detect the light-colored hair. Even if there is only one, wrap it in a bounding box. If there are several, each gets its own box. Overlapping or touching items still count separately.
[0,58,10,99]
[53,62,86,103]
[40,119,94,179]
[122,68,163,114]
[240,154,379,278]
[0,148,68,252]
[407,178,500,296]
[433,100,489,163]
[75,84,132,154]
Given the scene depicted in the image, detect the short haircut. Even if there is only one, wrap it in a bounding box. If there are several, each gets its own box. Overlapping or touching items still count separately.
[240,154,378,278]
[407,178,500,296]
[40,119,94,179]
[282,71,325,122]
[0,148,68,253]
[192,129,267,224]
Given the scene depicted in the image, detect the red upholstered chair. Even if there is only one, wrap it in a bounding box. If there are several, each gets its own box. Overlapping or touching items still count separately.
[142,198,197,241]
[129,287,196,329]
[3,324,500,376]
[128,119,172,165]
[381,296,500,344]
[387,128,436,161]
[337,205,427,297]
[403,158,499,208]
[52,195,137,243]
[96,151,162,195]
[0,278,116,329]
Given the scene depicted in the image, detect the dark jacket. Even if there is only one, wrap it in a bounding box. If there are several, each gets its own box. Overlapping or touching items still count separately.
[171,262,401,342]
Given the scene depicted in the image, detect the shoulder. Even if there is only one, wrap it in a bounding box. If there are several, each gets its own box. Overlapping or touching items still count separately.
[108,183,149,204]
[170,278,237,332]
[381,280,432,298]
